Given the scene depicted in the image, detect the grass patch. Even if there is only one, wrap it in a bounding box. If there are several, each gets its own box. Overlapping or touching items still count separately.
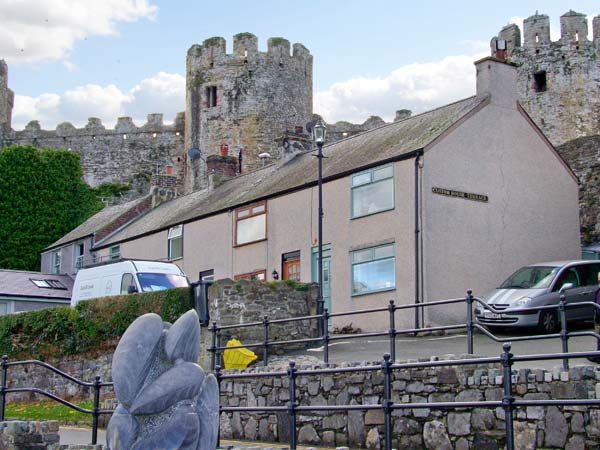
[5,400,94,424]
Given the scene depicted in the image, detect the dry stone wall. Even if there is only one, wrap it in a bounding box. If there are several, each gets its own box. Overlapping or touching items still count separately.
[219,359,600,449]
[0,421,103,450]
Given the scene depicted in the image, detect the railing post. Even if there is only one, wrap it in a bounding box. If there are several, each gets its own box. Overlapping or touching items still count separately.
[382,353,393,450]
[215,365,222,448]
[216,329,223,370]
[0,355,7,422]
[558,294,569,370]
[501,343,515,450]
[466,290,474,355]
[91,375,101,445]
[210,321,218,371]
[388,300,396,362]
[263,315,270,367]
[323,308,330,367]
[287,360,297,450]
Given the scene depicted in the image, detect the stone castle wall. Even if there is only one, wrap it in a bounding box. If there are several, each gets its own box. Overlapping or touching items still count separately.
[0,113,186,192]
[493,11,600,147]
[558,136,600,245]
[185,34,313,190]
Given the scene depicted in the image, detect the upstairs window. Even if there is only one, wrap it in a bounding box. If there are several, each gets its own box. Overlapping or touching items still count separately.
[235,201,267,246]
[51,251,61,274]
[351,164,394,218]
[533,71,547,93]
[168,225,183,260]
[206,86,217,107]
[351,243,395,296]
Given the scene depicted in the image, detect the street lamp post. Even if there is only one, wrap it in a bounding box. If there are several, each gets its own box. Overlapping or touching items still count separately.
[312,120,327,335]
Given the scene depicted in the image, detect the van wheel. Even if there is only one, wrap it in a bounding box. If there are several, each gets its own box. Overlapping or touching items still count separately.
[538,310,558,334]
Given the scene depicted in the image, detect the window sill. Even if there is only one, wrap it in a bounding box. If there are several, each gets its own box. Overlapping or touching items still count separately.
[351,207,394,220]
[351,287,396,298]
[168,257,183,262]
[234,238,267,249]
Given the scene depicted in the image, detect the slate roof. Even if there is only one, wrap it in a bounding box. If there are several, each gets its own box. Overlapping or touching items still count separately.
[92,95,487,249]
[0,270,73,300]
[45,195,151,250]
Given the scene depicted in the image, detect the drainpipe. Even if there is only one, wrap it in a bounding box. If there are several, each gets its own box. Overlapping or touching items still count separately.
[414,152,422,330]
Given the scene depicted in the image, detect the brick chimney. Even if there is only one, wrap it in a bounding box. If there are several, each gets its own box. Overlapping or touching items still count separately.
[474,57,518,109]
[207,154,238,189]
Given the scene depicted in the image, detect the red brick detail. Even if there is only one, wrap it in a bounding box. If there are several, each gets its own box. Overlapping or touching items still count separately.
[206,154,238,178]
[95,196,152,243]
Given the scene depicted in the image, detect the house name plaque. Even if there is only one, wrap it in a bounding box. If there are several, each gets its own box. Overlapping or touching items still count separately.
[432,187,488,203]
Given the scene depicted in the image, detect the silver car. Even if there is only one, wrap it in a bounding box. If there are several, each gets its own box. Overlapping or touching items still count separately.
[475,261,600,333]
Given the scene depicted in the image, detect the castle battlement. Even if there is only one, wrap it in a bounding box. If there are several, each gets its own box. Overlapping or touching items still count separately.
[7,112,185,140]
[493,10,600,56]
[187,33,312,71]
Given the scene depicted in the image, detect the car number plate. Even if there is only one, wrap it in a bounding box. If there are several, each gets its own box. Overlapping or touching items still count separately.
[484,311,503,319]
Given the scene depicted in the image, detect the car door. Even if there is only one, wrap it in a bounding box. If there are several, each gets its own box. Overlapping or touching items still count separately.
[576,263,600,321]
[551,266,587,320]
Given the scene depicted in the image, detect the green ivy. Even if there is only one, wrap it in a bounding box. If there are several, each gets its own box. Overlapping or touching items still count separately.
[0,288,194,360]
[91,182,130,199]
[0,145,104,271]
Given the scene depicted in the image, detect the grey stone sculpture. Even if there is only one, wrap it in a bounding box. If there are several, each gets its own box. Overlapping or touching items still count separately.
[107,310,219,450]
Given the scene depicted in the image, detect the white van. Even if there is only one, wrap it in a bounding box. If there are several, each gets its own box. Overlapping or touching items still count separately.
[71,260,189,306]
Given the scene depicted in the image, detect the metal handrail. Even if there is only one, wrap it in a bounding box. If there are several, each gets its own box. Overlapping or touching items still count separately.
[209,289,600,370]
[0,356,111,445]
[216,346,600,450]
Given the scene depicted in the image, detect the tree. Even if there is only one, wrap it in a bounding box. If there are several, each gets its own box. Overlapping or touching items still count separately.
[0,145,103,271]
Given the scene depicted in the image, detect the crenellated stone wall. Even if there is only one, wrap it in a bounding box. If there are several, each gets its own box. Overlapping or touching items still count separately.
[0,113,186,193]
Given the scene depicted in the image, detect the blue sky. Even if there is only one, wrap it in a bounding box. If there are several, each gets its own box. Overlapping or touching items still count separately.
[1,1,597,129]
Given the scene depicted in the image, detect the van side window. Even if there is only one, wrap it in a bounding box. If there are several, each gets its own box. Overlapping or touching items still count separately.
[121,273,135,294]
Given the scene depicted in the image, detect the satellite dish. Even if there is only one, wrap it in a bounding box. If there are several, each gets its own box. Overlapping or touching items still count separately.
[187,148,201,161]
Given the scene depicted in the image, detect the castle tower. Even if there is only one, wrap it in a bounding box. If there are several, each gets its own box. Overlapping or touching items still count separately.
[491,11,599,146]
[185,33,313,191]
[0,60,15,133]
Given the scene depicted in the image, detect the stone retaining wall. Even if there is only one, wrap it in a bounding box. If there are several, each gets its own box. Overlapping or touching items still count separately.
[219,358,600,449]
[0,420,104,449]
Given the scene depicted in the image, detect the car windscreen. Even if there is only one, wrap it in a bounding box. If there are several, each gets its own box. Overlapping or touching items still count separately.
[137,272,189,292]
[499,266,559,289]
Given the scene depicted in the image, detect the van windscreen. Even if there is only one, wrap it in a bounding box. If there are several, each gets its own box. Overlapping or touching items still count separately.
[137,273,189,292]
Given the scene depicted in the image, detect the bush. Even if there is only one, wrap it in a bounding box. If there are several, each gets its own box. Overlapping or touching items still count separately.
[0,288,194,360]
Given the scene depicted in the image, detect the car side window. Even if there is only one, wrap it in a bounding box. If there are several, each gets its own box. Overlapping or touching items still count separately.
[581,263,600,286]
[553,267,581,291]
[121,273,135,294]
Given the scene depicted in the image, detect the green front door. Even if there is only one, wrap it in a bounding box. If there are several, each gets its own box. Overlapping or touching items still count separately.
[312,245,332,329]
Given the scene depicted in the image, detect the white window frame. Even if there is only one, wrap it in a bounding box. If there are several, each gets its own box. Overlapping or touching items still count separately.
[351,243,396,296]
[351,164,394,219]
[51,251,61,274]
[168,225,183,260]
[109,245,121,261]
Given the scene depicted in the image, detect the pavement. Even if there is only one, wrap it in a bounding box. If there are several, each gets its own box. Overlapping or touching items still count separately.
[288,324,600,370]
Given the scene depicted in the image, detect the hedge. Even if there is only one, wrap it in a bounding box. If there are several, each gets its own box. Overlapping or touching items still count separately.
[0,288,194,360]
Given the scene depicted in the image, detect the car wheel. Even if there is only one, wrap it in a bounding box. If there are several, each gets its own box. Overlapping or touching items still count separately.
[538,310,558,334]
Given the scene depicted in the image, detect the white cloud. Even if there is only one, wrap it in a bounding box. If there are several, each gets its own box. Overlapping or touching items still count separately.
[0,0,158,64]
[12,71,185,129]
[315,53,486,124]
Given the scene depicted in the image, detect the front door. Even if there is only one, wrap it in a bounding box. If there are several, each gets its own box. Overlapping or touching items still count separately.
[312,245,332,329]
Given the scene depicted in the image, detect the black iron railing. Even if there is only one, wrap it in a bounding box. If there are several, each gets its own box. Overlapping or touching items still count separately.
[216,345,600,450]
[0,356,113,445]
[209,290,600,370]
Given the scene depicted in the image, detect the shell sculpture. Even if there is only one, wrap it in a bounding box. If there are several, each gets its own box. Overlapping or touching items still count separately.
[106,310,219,450]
